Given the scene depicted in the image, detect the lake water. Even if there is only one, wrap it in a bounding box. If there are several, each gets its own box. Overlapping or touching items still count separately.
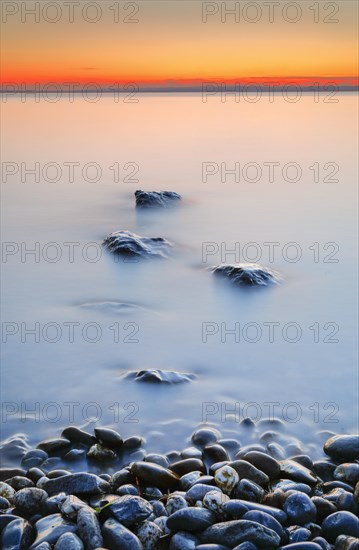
[1,93,358,464]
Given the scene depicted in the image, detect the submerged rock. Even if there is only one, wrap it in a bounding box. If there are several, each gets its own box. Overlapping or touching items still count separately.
[124,369,196,384]
[211,263,280,287]
[103,230,172,258]
[135,189,181,208]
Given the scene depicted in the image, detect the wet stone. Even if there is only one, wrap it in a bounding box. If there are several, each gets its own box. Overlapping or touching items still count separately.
[211,263,281,287]
[229,460,269,487]
[87,444,117,462]
[136,520,162,549]
[109,495,153,526]
[116,483,138,496]
[322,511,359,542]
[324,435,359,461]
[288,526,312,542]
[283,492,317,525]
[102,518,142,550]
[1,517,34,549]
[223,500,287,523]
[169,531,199,549]
[0,495,10,509]
[112,468,135,489]
[54,532,84,550]
[181,447,203,459]
[203,490,230,513]
[335,463,359,485]
[200,519,281,547]
[167,507,216,532]
[180,471,203,490]
[77,506,103,549]
[27,468,46,484]
[233,478,265,502]
[103,230,172,258]
[37,438,71,456]
[145,453,169,468]
[171,458,206,476]
[14,488,48,515]
[6,476,34,491]
[311,496,337,521]
[42,473,110,496]
[60,495,88,520]
[279,459,318,486]
[61,427,96,447]
[242,510,287,544]
[135,189,181,208]
[192,428,221,448]
[0,468,27,482]
[94,427,123,450]
[30,514,78,548]
[186,483,222,502]
[166,494,188,515]
[125,369,196,384]
[213,465,239,496]
[131,461,180,491]
[0,481,16,500]
[243,451,281,480]
[204,444,229,463]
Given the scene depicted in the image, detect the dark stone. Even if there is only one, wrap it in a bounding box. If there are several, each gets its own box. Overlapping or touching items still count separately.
[77,506,103,549]
[14,488,48,515]
[223,500,287,523]
[192,428,221,448]
[116,484,138,496]
[37,439,71,456]
[125,369,196,384]
[279,459,318,486]
[283,493,317,525]
[288,527,311,542]
[0,518,34,549]
[313,461,336,481]
[54,532,84,550]
[186,483,221,502]
[0,469,27,482]
[291,455,314,470]
[204,444,229,463]
[211,263,280,287]
[335,463,359,485]
[169,531,199,549]
[135,189,181,208]
[131,461,180,491]
[167,507,216,532]
[94,428,123,450]
[42,473,110,496]
[102,518,142,550]
[123,436,144,450]
[6,476,35,491]
[0,495,10,509]
[233,479,265,502]
[311,496,337,521]
[27,468,45,483]
[200,519,281,547]
[144,453,169,468]
[170,458,206,476]
[109,495,152,526]
[103,230,172,258]
[229,460,269,487]
[87,444,117,462]
[242,510,287,544]
[322,511,359,542]
[30,514,77,548]
[112,468,135,489]
[324,435,359,461]
[243,451,281,480]
[61,427,96,447]
[280,544,323,550]
[47,469,71,479]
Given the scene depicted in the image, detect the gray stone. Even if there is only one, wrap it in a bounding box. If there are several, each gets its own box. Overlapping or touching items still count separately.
[109,495,152,526]
[77,506,103,549]
[0,517,34,549]
[14,488,48,515]
[42,473,110,496]
[103,230,172,258]
[102,518,142,549]
[167,507,216,532]
[135,189,181,208]
[211,263,280,287]
[200,519,281,547]
[55,533,84,550]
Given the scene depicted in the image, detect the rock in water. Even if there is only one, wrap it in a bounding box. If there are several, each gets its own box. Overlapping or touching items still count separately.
[135,189,181,208]
[103,230,172,258]
[211,263,280,287]
[124,369,196,384]
[42,473,110,496]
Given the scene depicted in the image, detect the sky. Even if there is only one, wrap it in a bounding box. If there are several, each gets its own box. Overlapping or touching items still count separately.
[1,0,358,86]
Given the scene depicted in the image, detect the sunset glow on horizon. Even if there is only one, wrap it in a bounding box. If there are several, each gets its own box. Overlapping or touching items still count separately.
[1,0,358,86]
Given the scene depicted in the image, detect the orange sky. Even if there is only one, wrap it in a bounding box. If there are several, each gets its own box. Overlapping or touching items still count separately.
[1,0,358,85]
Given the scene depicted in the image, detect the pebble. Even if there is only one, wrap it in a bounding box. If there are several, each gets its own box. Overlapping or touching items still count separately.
[109,495,153,526]
[215,465,239,495]
[200,519,281,547]
[0,495,10,509]
[279,459,318,486]
[61,427,96,447]
[0,481,16,500]
[145,453,169,468]
[233,479,265,502]
[167,507,216,532]
[54,533,84,550]
[6,476,34,490]
[171,458,206,476]
[102,518,142,549]
[0,517,34,549]
[30,514,78,548]
[242,510,287,544]
[166,494,188,515]
[229,460,269,487]
[94,427,123,450]
[324,435,359,460]
[87,444,117,461]
[242,451,281,480]
[60,495,88,519]
[169,531,199,549]
[204,444,229,463]
[283,492,317,525]
[180,471,203,490]
[77,506,103,549]
[37,438,71,455]
[335,463,359,485]
[136,520,163,549]
[131,461,180,491]
[223,499,287,523]
[0,468,27,482]
[203,490,230,513]
[321,511,359,542]
[42,473,110,496]
[192,428,221,447]
[186,483,222,502]
[13,488,48,515]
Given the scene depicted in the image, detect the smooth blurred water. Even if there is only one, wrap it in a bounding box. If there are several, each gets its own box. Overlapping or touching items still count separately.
[1,93,358,461]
